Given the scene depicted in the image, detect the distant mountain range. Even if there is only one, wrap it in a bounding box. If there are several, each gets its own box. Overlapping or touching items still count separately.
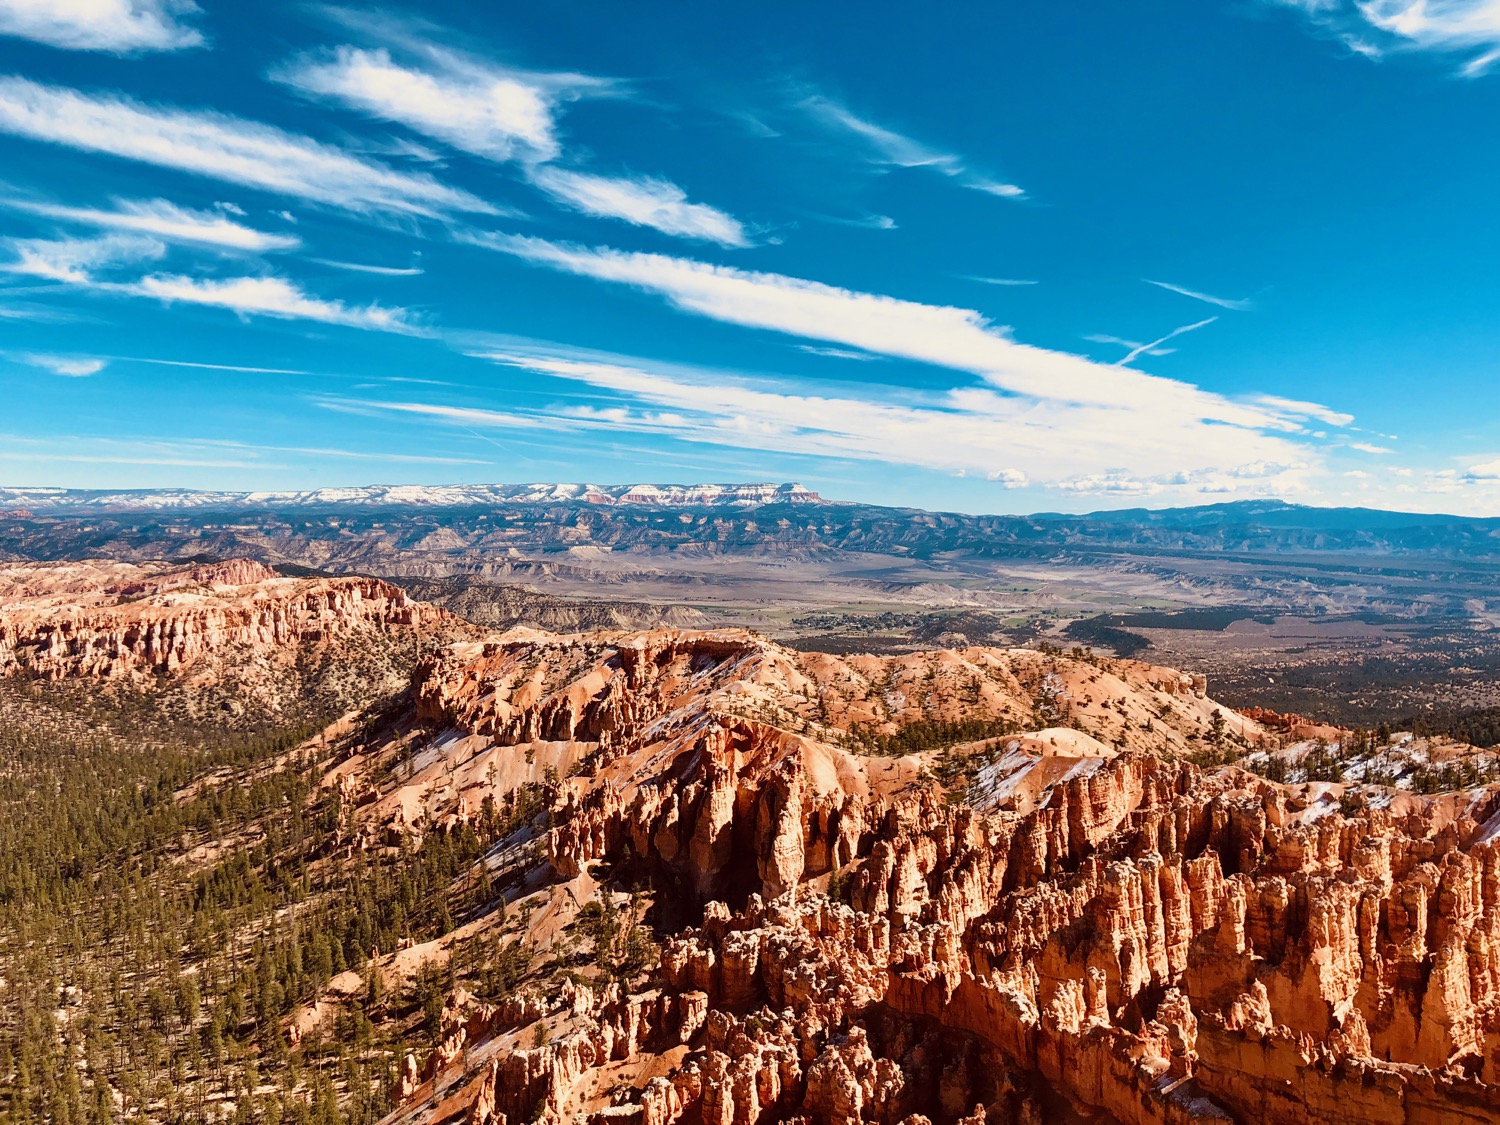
[0,481,824,512]
[4,486,1500,562]
[1038,497,1500,535]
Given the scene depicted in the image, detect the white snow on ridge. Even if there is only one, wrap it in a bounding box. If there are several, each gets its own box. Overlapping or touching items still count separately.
[0,483,825,512]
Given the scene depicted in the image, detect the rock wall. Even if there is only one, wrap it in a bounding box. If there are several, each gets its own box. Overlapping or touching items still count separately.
[0,560,452,683]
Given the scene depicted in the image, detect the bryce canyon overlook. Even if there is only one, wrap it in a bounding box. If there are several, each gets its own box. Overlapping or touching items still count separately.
[6,560,1500,1124]
[7,2,1500,1119]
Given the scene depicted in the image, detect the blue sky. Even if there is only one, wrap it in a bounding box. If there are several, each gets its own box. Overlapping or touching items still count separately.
[3,0,1500,513]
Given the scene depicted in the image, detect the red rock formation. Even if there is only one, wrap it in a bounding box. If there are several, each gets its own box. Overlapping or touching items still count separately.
[1235,705,1342,742]
[343,628,1500,1125]
[0,558,456,684]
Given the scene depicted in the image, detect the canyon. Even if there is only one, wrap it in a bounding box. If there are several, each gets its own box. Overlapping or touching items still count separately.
[329,626,1500,1125]
[4,558,1500,1124]
[6,487,1500,726]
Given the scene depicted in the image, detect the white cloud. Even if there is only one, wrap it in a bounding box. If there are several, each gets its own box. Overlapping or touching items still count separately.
[442,236,1371,497]
[408,343,1318,497]
[1251,394,1356,427]
[965,178,1027,199]
[127,358,312,374]
[277,43,747,245]
[1085,333,1175,358]
[987,468,1028,487]
[5,196,300,251]
[814,212,898,231]
[0,76,492,217]
[1054,473,1160,496]
[1053,460,1307,497]
[1144,279,1254,311]
[529,168,749,247]
[1349,440,1395,454]
[0,0,202,52]
[1115,317,1216,366]
[275,46,564,163]
[0,300,83,322]
[1271,0,1500,74]
[309,258,422,275]
[968,276,1038,286]
[794,344,883,361]
[126,274,420,332]
[4,232,423,333]
[800,93,1025,199]
[324,399,555,429]
[21,353,106,376]
[1462,457,1500,480]
[5,231,164,282]
[470,233,1347,438]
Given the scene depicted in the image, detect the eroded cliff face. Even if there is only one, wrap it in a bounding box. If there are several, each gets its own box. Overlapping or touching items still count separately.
[0,558,467,712]
[320,627,1500,1125]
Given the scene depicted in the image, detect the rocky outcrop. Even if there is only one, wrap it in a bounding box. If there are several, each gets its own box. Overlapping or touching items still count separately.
[0,558,455,684]
[349,628,1500,1125]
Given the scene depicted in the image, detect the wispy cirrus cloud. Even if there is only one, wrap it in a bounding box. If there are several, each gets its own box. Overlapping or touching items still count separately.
[1086,333,1176,359]
[0,0,202,53]
[1269,0,1500,76]
[794,344,883,361]
[469,233,1333,426]
[5,231,164,282]
[0,76,493,217]
[528,168,750,248]
[810,211,898,231]
[320,398,556,430]
[274,45,569,164]
[275,37,748,245]
[1114,317,1217,366]
[4,196,300,252]
[1145,278,1254,311]
[126,275,421,333]
[365,343,1314,498]
[447,235,1357,494]
[967,276,1038,287]
[20,353,107,376]
[1249,394,1355,427]
[309,258,423,276]
[4,228,420,333]
[125,357,313,374]
[798,92,1025,199]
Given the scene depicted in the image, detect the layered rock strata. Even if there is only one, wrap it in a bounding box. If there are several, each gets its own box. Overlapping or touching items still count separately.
[0,558,454,683]
[344,629,1500,1125]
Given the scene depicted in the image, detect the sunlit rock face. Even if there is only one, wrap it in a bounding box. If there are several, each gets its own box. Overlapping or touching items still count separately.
[0,558,468,712]
[336,626,1500,1125]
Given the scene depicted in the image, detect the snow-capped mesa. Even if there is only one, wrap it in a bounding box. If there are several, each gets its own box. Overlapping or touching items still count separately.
[0,482,825,512]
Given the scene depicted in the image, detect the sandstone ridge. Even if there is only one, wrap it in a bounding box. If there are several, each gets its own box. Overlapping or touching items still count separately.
[0,558,469,713]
